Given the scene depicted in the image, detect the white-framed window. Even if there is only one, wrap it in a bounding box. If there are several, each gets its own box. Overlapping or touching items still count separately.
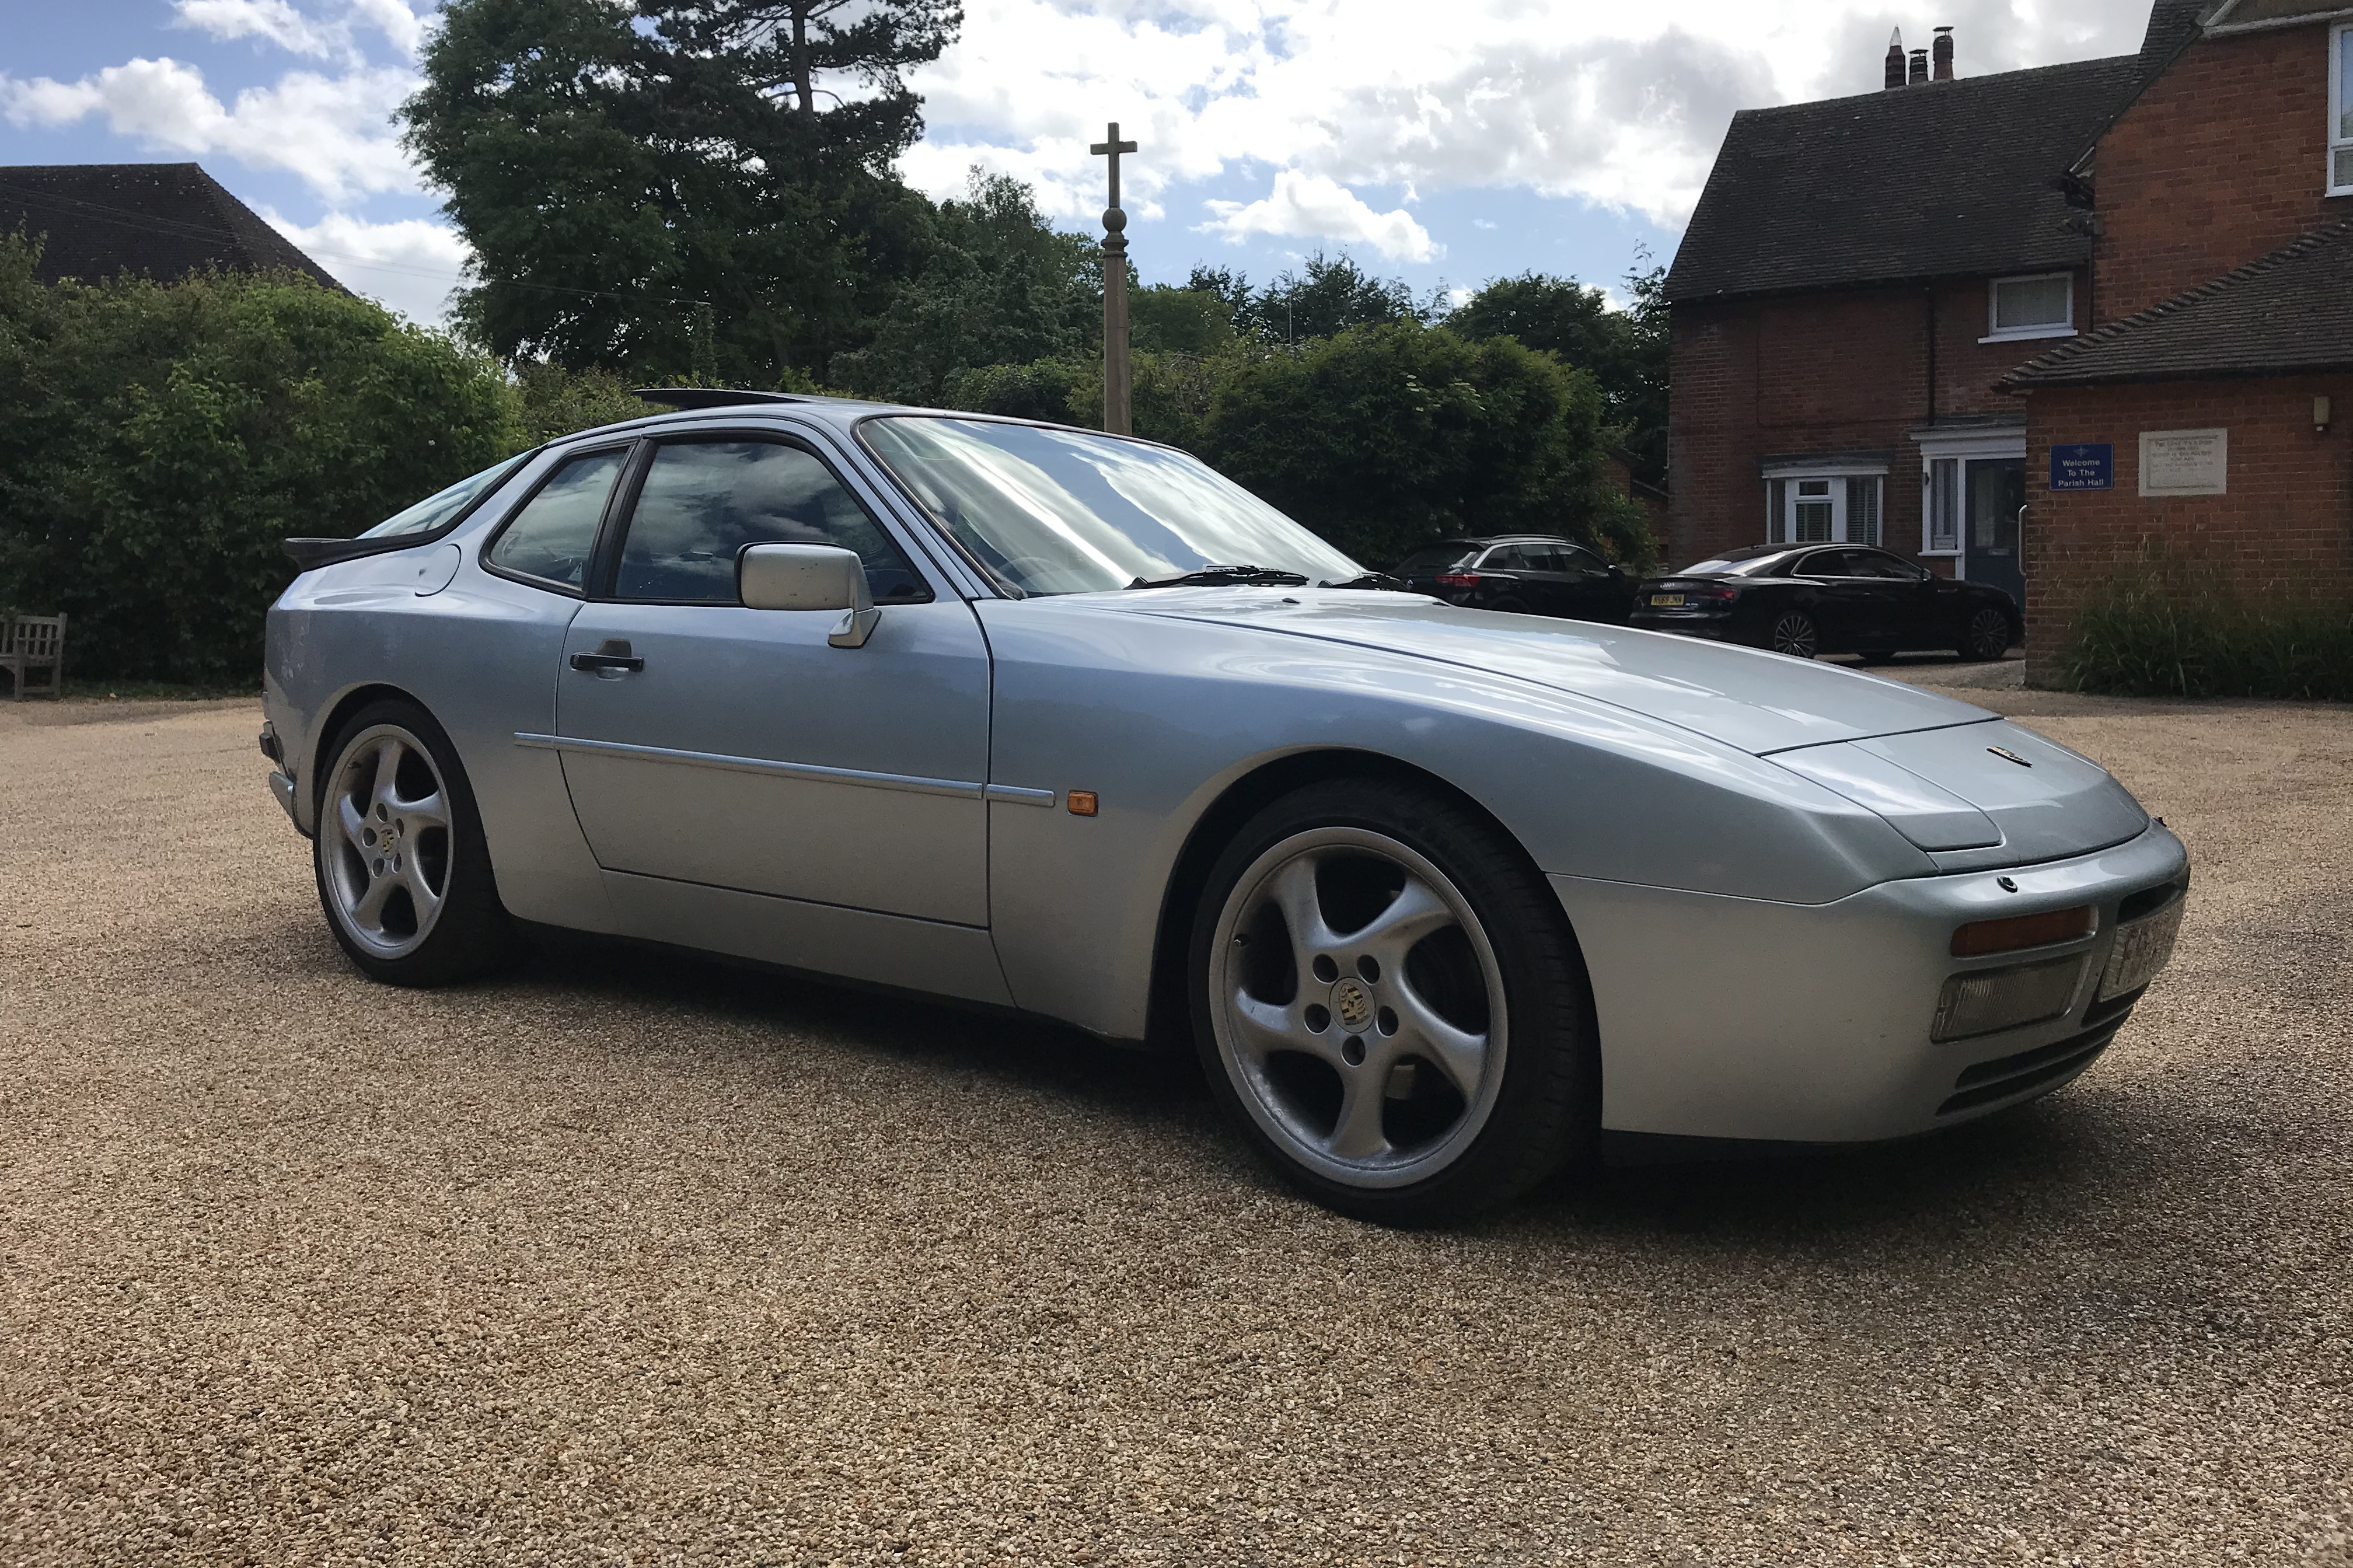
[1984,273,2075,342]
[1765,472,1884,546]
[1927,458,1963,552]
[2331,24,2353,195]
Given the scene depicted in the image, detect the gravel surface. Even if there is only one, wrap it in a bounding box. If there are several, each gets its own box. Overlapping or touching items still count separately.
[2,693,2348,1566]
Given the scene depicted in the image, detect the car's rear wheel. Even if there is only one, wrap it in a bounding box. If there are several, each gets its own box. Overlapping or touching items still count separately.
[1964,606,2013,661]
[313,699,516,987]
[1768,610,1820,658]
[1189,778,1597,1225]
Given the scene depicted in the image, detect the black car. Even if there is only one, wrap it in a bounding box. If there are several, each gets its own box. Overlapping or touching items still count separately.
[1390,535,1636,623]
[1629,544,2020,662]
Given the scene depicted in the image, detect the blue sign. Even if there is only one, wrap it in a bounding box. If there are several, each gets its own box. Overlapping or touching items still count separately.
[2051,442,2113,491]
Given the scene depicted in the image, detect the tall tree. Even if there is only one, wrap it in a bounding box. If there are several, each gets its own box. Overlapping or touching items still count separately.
[1446,263,1668,484]
[831,172,1098,404]
[401,0,949,383]
[1197,253,1426,345]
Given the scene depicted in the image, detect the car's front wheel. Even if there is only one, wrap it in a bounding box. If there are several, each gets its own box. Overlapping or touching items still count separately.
[1189,778,1598,1225]
[313,699,516,987]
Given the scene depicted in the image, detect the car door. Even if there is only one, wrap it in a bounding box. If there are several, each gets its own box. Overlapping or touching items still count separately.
[1553,543,1629,623]
[550,431,993,927]
[1790,549,1876,649]
[1845,548,1936,649]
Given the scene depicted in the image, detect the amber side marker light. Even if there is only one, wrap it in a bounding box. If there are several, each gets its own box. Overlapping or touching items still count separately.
[1951,905,2094,958]
[1067,790,1099,816]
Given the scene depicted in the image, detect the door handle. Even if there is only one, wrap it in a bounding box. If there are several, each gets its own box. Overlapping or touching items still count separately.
[569,640,644,673]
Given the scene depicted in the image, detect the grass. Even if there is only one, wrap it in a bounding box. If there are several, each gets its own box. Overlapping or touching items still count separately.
[2064,574,2353,701]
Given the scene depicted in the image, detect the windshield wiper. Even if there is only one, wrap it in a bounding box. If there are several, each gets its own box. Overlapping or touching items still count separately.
[1127,564,1311,589]
[1317,572,1403,591]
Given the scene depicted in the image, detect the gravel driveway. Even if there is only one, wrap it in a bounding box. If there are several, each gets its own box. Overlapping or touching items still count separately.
[2,689,2348,1566]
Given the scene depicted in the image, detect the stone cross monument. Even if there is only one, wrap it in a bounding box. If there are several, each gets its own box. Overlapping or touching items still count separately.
[1091,122,1138,435]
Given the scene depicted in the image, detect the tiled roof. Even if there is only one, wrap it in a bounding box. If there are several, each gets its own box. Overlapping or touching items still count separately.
[2001,219,2353,387]
[0,163,341,289]
[1665,55,2152,303]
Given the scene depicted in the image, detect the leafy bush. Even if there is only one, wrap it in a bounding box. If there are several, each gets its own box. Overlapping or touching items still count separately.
[1200,323,1650,569]
[514,361,655,445]
[0,238,520,685]
[2064,569,2353,700]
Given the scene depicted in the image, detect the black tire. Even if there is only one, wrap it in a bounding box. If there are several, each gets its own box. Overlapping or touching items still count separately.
[312,698,517,987]
[1767,610,1820,659]
[1964,605,2013,662]
[1188,777,1599,1226]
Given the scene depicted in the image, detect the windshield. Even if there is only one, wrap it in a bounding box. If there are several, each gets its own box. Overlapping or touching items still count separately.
[360,451,533,539]
[860,417,1361,596]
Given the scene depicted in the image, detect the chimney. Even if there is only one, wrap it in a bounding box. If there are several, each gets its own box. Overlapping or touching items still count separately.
[1885,29,1907,89]
[1909,47,1929,85]
[1933,25,1954,80]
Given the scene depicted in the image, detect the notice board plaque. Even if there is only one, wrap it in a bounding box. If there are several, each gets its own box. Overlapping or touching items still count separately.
[2050,443,2113,490]
[2139,428,2228,496]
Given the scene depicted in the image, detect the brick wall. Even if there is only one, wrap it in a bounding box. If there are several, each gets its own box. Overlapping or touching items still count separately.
[1666,274,2075,569]
[2094,25,2353,320]
[2020,375,2353,683]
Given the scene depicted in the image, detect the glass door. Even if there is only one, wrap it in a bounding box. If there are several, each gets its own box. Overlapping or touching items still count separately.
[1963,458,2026,605]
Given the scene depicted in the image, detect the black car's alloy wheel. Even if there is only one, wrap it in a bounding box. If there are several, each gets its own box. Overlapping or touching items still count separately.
[1190,777,1598,1226]
[1769,611,1820,659]
[1965,606,2012,662]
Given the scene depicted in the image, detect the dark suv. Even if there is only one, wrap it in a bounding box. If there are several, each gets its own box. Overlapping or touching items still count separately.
[1389,536,1635,624]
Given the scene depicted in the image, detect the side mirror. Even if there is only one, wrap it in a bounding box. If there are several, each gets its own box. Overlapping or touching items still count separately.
[739,543,881,648]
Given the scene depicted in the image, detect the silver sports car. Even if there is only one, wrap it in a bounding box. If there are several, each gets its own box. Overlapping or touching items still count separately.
[262,393,2189,1224]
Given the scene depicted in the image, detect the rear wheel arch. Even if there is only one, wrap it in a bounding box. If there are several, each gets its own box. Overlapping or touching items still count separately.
[308,683,432,823]
[1142,748,1597,1059]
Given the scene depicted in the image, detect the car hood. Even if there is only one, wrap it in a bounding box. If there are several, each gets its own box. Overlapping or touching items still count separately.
[1114,588,1992,755]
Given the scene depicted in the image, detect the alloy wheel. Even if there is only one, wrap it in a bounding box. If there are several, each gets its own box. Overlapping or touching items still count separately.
[1967,607,2011,661]
[320,724,454,960]
[1770,612,1820,658]
[1206,827,1508,1189]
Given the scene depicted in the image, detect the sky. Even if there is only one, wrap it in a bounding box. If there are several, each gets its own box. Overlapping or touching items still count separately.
[2,0,2162,329]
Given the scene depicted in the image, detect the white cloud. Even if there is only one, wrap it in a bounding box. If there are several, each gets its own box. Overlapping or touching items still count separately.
[1202,170,1437,262]
[0,57,417,202]
[170,0,427,61]
[266,209,470,326]
[173,0,334,57]
[905,0,2162,249]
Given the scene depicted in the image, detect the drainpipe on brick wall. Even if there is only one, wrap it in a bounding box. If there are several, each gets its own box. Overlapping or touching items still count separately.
[1924,286,1938,425]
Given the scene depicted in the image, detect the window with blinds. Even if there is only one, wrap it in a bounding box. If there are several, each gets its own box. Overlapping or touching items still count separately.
[2333,25,2353,195]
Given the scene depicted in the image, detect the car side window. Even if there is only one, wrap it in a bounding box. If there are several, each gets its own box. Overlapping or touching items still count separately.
[1485,545,1534,571]
[1559,545,1606,576]
[484,448,629,591]
[1846,551,1918,580]
[613,439,928,605]
[1795,550,1853,579]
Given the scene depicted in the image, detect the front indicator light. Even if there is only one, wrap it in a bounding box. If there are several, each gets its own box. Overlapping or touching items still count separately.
[1951,904,2095,956]
[1932,956,2086,1042]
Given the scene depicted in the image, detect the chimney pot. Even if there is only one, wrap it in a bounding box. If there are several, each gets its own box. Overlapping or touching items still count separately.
[1933,25,1955,81]
[1886,28,1907,90]
[1908,48,1929,85]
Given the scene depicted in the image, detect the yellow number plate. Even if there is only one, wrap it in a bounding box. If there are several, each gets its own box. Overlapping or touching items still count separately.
[1649,593,1685,607]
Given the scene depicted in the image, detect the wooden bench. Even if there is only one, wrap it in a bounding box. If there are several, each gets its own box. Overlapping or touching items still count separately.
[1,613,66,700]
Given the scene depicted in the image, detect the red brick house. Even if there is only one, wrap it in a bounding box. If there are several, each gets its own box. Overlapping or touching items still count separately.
[1665,0,2353,673]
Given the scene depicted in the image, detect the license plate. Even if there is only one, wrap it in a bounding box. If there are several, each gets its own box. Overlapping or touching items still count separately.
[1649,593,1685,607]
[2097,896,2184,1000]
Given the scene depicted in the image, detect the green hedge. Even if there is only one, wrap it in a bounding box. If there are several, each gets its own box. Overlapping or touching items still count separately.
[0,238,522,685]
[2064,570,2353,700]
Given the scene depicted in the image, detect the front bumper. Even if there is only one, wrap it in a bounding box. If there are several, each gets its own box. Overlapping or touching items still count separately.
[1552,821,2190,1143]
